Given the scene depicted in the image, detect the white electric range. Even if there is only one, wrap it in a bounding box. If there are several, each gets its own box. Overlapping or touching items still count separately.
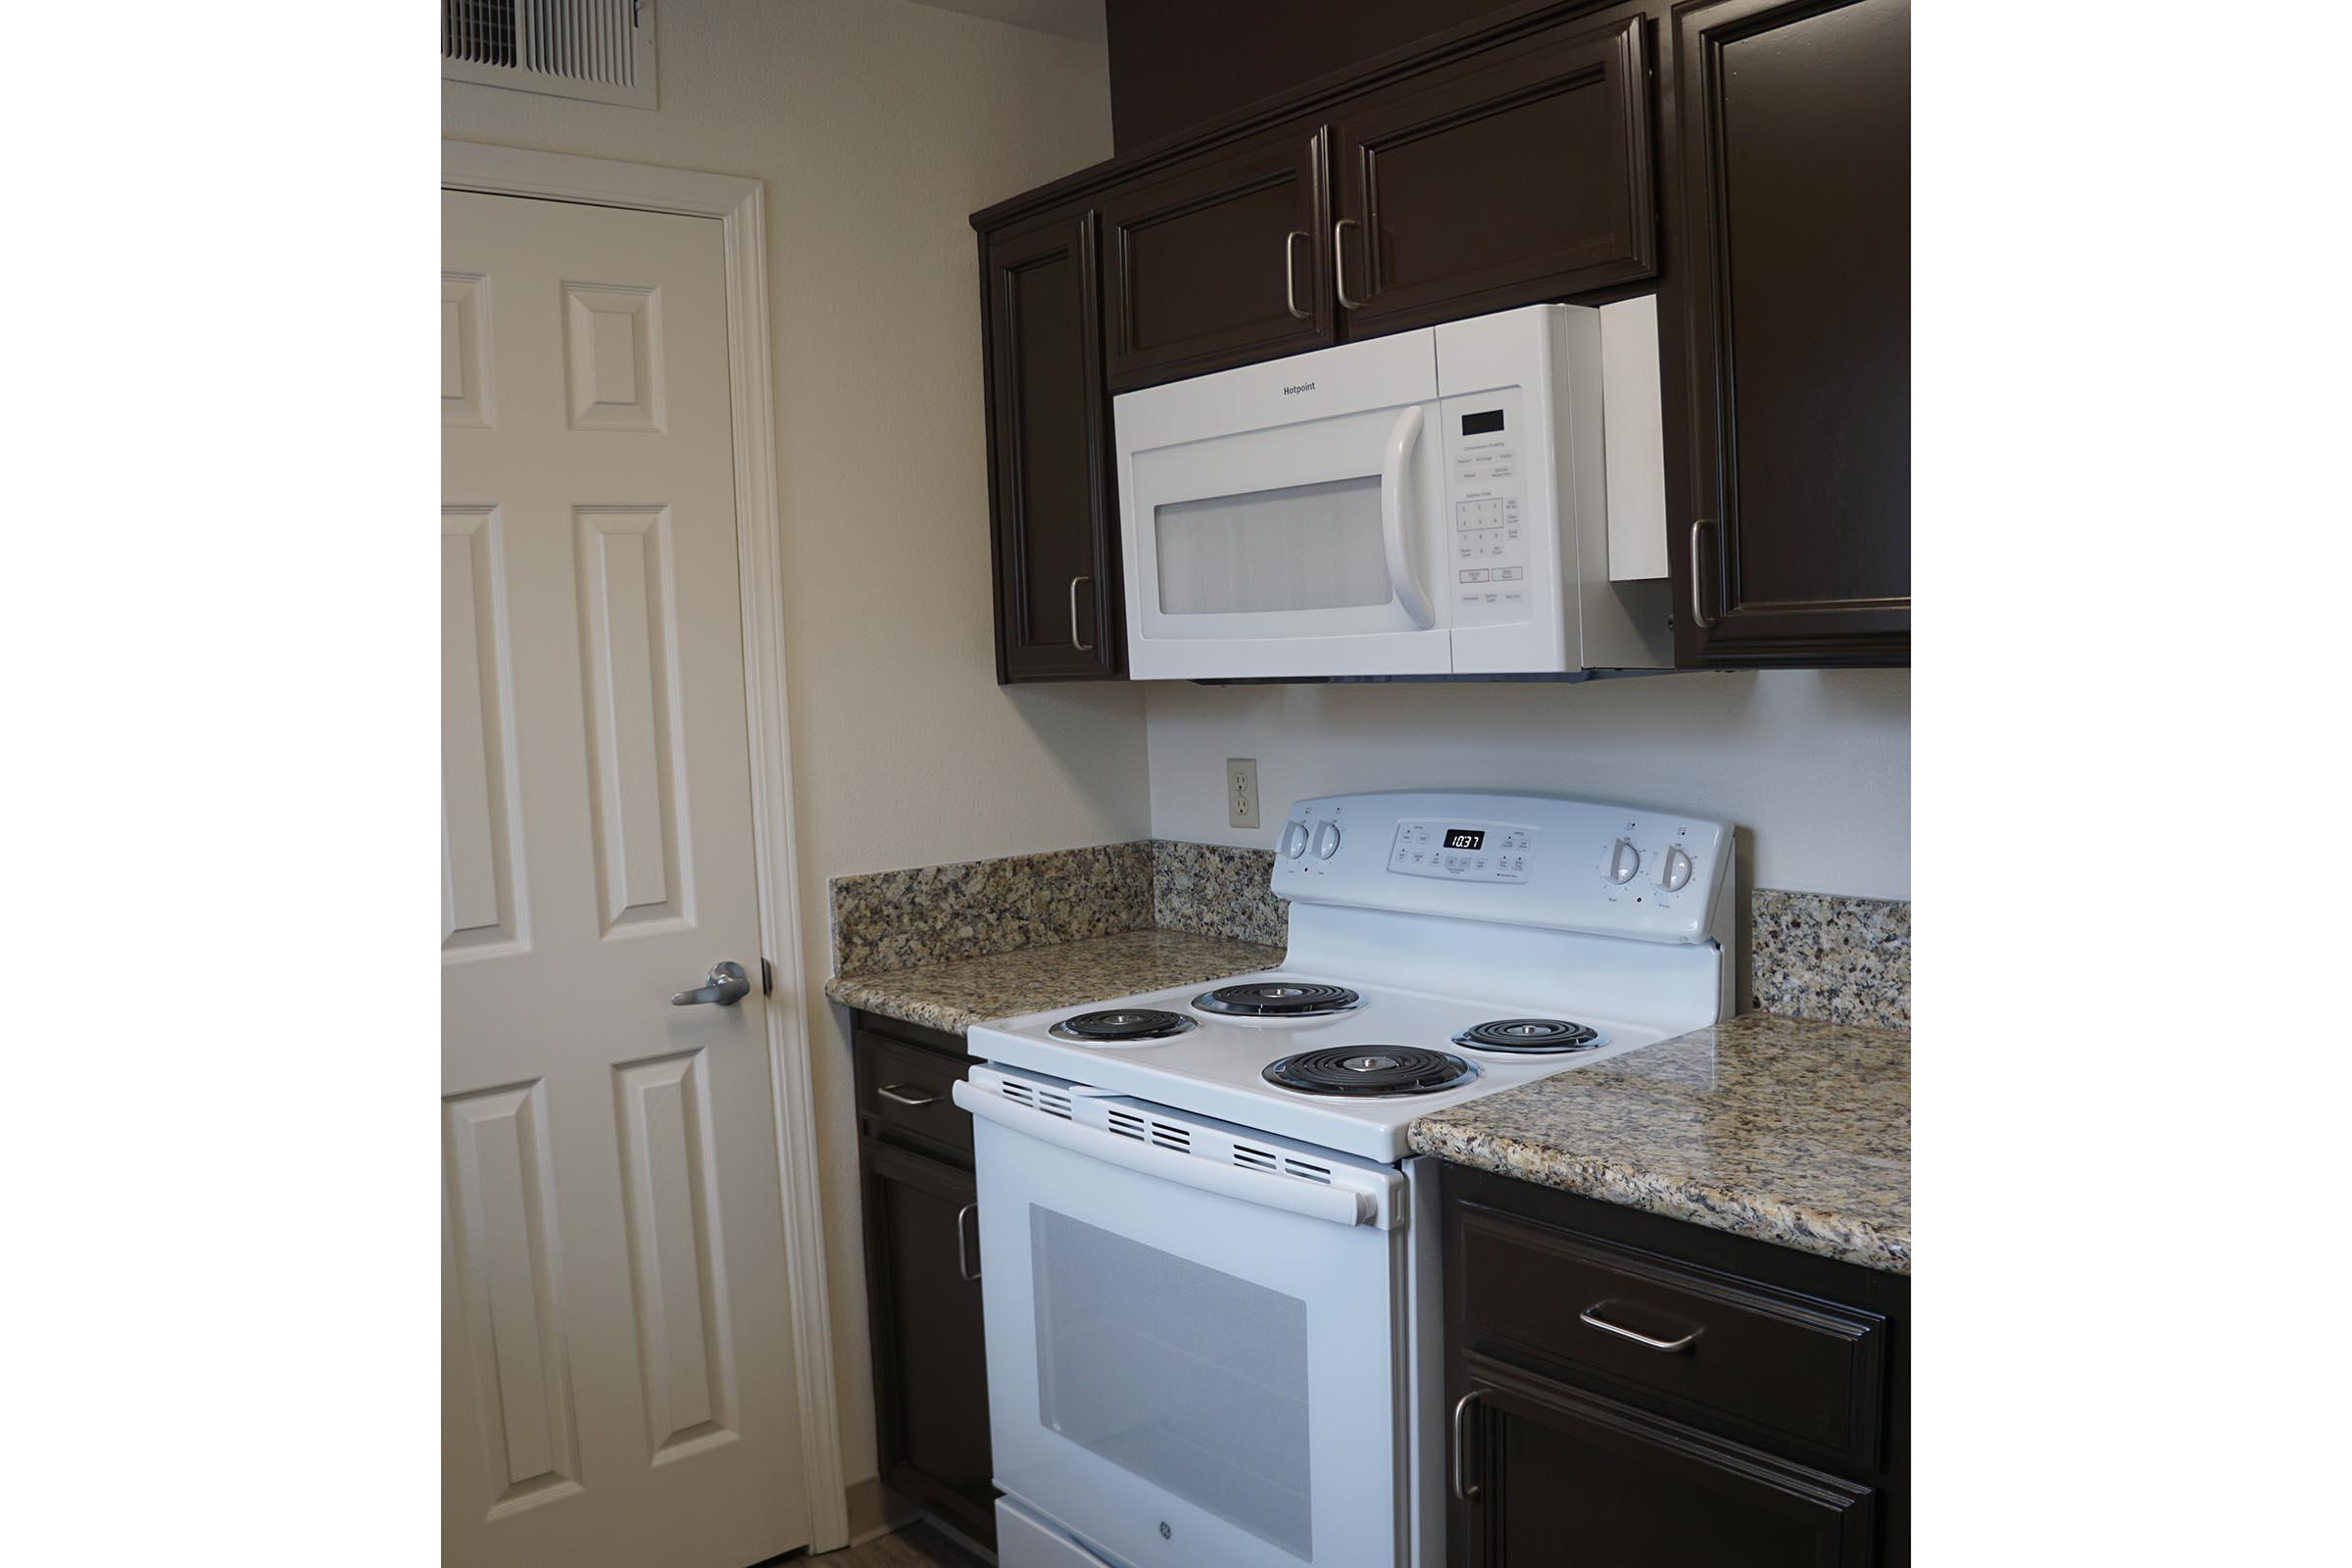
[956,791,1735,1568]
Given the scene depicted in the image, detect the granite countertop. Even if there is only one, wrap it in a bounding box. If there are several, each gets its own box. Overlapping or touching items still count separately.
[824,928,1285,1037]
[1408,1013,1910,1273]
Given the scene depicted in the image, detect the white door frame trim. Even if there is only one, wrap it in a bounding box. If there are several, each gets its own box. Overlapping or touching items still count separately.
[442,140,848,1553]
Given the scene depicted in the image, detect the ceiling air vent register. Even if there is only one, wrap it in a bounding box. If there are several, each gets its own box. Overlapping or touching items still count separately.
[443,0,657,109]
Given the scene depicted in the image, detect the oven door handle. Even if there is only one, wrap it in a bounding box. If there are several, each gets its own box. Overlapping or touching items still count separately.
[1381,404,1435,629]
[953,1080,1393,1230]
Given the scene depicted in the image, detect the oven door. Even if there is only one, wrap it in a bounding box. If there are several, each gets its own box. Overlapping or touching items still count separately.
[1116,330,1450,681]
[956,1081,1407,1568]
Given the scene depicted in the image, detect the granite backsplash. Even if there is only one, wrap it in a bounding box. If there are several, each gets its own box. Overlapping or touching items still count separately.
[831,840,1909,1031]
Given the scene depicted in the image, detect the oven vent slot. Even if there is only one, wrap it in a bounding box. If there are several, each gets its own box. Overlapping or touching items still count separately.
[1149,1121,1192,1152]
[1233,1145,1279,1173]
[1000,1080,1072,1119]
[1106,1109,1148,1142]
[1283,1157,1333,1185]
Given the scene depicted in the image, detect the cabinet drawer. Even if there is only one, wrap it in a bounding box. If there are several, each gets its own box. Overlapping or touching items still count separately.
[855,1030,974,1161]
[1456,1200,1886,1463]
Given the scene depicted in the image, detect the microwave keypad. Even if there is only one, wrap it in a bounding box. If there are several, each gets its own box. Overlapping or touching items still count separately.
[1442,389,1529,622]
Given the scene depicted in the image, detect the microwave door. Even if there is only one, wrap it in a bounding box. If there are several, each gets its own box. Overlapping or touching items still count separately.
[1124,400,1449,680]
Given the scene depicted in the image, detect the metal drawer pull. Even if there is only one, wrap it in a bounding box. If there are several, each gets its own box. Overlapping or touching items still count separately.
[1334,218,1367,310]
[1689,518,1717,629]
[1283,229,1310,319]
[1580,1303,1698,1352]
[876,1084,942,1108]
[1068,574,1094,651]
[1450,1391,1483,1501]
[956,1202,981,1282]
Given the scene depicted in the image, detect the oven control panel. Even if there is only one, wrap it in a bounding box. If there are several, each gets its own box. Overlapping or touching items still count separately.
[1441,388,1532,627]
[1386,819,1539,882]
[1276,790,1732,945]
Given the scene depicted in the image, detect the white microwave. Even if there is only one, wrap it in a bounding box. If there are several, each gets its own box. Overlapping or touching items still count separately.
[1112,302,1673,681]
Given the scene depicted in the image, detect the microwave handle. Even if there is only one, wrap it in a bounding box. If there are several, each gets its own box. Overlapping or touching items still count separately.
[1382,405,1436,628]
[952,1079,1392,1230]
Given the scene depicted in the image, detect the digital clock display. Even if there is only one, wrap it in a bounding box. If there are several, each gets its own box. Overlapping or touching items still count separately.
[1444,829,1486,851]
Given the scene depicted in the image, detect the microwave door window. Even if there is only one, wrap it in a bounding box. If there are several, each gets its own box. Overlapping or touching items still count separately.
[1153,475,1391,614]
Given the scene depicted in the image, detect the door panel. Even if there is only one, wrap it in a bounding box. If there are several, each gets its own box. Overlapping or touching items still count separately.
[1457,1360,1876,1566]
[1667,0,1911,664]
[1334,14,1657,335]
[983,211,1122,680]
[441,189,809,1568]
[861,1143,996,1544]
[1100,123,1334,390]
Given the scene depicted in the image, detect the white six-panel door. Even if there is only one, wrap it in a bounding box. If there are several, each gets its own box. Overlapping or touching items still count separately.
[441,190,809,1568]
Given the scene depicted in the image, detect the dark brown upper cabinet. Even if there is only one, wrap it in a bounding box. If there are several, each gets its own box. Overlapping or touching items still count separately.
[980,208,1123,681]
[1330,13,1658,338]
[1665,0,1911,667]
[1099,123,1335,391]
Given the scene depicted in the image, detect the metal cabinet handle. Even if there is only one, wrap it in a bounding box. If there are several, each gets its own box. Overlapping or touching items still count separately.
[956,1202,981,1282]
[1450,1391,1483,1501]
[1283,229,1311,319]
[1068,574,1094,651]
[1334,218,1367,310]
[1580,1303,1698,1352]
[1689,519,1717,629]
[669,959,749,1007]
[876,1084,942,1107]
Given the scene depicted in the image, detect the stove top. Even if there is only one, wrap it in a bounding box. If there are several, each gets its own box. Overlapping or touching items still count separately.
[968,967,1673,1161]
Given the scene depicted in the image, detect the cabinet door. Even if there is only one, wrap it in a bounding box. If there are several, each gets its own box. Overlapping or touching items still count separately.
[859,1143,995,1545]
[1667,0,1910,666]
[1331,14,1656,337]
[1452,1360,1875,1567]
[1099,123,1334,391]
[981,211,1122,681]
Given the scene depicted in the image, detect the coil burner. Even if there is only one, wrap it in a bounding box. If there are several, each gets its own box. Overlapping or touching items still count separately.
[1453,1018,1604,1054]
[1261,1047,1476,1098]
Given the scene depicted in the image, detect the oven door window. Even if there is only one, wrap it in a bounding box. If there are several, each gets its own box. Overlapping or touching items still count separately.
[1031,1207,1312,1557]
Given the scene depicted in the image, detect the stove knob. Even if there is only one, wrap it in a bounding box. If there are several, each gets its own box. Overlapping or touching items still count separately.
[1602,839,1641,885]
[1280,821,1309,859]
[1655,845,1694,893]
[1312,821,1343,859]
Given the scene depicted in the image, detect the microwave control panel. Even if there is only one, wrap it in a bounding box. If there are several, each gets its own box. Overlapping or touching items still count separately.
[1441,387,1530,625]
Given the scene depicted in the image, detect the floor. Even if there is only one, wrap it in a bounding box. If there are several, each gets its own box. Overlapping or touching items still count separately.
[781,1519,993,1567]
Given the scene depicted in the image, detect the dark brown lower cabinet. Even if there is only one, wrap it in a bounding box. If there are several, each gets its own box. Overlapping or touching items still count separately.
[1458,1355,1875,1566]
[1443,1163,1907,1566]
[854,1016,996,1547]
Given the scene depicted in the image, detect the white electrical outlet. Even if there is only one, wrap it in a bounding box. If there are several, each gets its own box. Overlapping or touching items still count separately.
[1226,758,1260,829]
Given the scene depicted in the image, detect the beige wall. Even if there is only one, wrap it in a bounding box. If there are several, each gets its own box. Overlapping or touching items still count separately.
[445,0,1145,1493]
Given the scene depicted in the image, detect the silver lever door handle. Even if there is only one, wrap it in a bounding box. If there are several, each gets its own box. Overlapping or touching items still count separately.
[670,960,750,1007]
[1579,1303,1698,1352]
[1450,1391,1482,1500]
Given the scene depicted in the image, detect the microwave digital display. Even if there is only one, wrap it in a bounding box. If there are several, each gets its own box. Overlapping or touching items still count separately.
[1443,828,1486,851]
[1460,410,1506,436]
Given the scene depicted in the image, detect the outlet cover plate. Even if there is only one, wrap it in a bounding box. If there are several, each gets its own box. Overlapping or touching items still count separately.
[1227,758,1260,829]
